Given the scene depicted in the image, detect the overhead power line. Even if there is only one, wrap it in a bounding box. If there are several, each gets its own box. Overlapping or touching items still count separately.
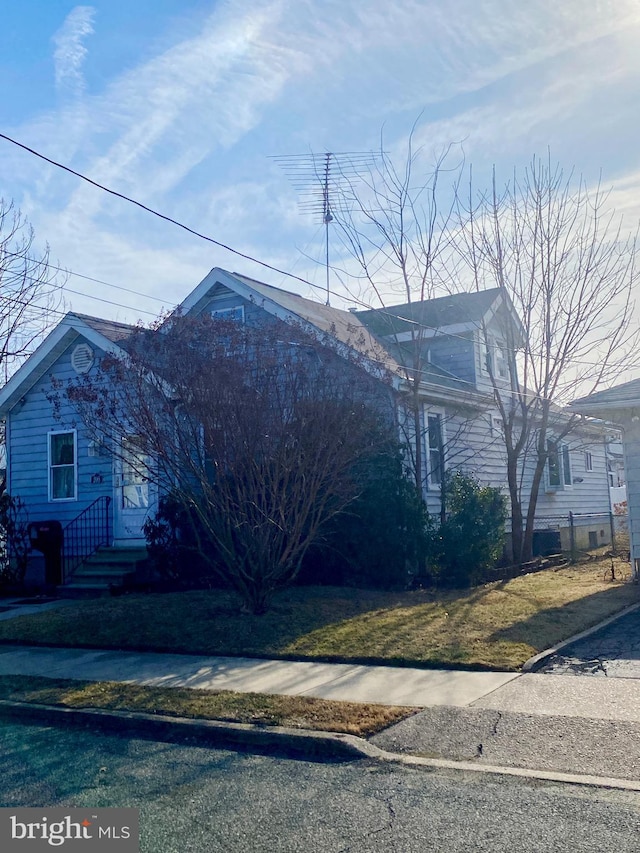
[0,131,624,376]
[2,248,167,305]
[0,131,326,295]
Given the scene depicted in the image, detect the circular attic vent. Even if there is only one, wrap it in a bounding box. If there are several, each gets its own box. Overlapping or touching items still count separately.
[71,343,94,374]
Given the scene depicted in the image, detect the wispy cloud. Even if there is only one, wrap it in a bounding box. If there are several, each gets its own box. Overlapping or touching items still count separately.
[52,6,96,97]
[6,0,640,321]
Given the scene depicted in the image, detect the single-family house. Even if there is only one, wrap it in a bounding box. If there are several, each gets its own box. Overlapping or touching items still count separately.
[571,379,640,577]
[0,267,616,591]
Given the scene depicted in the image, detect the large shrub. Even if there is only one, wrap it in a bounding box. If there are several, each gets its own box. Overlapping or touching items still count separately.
[300,446,430,589]
[427,472,506,587]
[64,313,398,614]
[143,494,221,588]
[0,493,30,590]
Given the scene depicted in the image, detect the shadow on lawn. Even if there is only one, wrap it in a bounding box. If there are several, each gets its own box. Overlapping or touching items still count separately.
[487,583,638,653]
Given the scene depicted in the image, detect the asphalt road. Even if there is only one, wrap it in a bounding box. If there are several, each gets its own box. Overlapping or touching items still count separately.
[538,609,640,677]
[2,721,640,852]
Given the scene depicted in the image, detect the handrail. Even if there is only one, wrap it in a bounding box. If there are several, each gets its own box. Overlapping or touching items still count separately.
[62,495,111,583]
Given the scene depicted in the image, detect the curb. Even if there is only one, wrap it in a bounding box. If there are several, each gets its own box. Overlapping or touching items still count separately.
[2,699,640,792]
[522,601,640,672]
[0,699,369,760]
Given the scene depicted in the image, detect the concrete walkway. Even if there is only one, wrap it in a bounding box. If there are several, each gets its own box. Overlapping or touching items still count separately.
[3,599,640,781]
[0,644,518,707]
[3,642,640,721]
[1,597,640,719]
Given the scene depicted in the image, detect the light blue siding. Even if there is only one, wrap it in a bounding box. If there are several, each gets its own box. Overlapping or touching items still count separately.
[7,341,113,528]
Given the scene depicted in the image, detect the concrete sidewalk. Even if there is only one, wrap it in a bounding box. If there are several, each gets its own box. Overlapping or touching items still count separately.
[4,640,640,783]
[4,595,640,784]
[4,639,640,721]
[0,644,518,707]
[3,624,640,784]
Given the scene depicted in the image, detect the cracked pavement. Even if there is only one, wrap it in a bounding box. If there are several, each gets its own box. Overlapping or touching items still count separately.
[536,609,640,678]
[4,721,640,852]
[371,704,640,780]
[373,609,640,780]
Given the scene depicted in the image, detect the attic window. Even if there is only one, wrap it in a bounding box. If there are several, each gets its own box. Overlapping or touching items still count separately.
[211,305,245,323]
[71,343,94,374]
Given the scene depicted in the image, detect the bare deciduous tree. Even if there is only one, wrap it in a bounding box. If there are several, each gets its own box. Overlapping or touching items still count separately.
[0,200,63,383]
[332,135,639,565]
[458,156,640,562]
[0,199,63,494]
[332,132,465,495]
[61,314,396,614]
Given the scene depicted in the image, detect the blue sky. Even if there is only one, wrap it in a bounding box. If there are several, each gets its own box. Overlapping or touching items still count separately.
[3,0,640,324]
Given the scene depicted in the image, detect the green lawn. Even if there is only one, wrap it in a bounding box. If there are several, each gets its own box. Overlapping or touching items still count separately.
[1,555,637,670]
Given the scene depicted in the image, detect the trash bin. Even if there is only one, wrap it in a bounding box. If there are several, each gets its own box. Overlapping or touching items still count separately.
[28,521,64,585]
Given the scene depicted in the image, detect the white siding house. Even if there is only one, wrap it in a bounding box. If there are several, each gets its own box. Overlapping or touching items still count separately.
[0,267,616,589]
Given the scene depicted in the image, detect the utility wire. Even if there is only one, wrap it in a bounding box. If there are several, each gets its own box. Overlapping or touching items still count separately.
[0,131,626,373]
[0,131,325,295]
[4,266,163,318]
[2,248,168,305]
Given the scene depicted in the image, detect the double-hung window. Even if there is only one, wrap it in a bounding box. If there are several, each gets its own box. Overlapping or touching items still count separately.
[49,430,77,501]
[546,439,572,490]
[562,445,572,486]
[480,334,509,381]
[494,341,509,380]
[426,411,445,488]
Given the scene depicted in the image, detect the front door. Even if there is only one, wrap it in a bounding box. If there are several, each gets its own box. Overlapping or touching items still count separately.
[113,436,155,545]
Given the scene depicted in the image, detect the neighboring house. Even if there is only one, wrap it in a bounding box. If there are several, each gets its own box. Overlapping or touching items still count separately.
[606,438,627,509]
[571,379,640,577]
[0,267,615,590]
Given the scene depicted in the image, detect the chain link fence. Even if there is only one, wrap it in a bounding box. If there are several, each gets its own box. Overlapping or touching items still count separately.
[527,510,628,557]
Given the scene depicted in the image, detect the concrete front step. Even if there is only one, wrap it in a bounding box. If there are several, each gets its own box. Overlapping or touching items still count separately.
[61,547,148,596]
[68,571,136,585]
[58,583,116,598]
[85,548,148,565]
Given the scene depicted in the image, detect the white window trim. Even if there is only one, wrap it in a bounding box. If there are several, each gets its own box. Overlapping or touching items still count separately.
[478,331,491,377]
[489,412,504,438]
[545,438,560,492]
[48,429,78,502]
[211,304,245,323]
[562,444,573,488]
[479,332,509,380]
[423,406,446,491]
[584,451,594,472]
[494,340,509,381]
[545,438,572,492]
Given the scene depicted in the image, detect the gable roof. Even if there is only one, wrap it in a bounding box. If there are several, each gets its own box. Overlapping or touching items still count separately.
[180,268,403,380]
[0,312,134,416]
[0,269,503,419]
[354,288,511,337]
[180,267,494,404]
[571,376,640,414]
[73,314,137,344]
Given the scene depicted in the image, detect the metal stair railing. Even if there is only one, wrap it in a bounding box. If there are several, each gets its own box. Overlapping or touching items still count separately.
[62,495,112,584]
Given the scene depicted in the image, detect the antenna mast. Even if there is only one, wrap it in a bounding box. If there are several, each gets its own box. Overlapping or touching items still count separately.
[271,150,377,306]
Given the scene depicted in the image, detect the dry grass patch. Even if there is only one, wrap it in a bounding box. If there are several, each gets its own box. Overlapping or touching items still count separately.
[0,555,636,670]
[0,675,413,736]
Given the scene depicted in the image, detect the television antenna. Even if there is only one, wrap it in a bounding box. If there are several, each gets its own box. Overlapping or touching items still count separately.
[271,151,378,306]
